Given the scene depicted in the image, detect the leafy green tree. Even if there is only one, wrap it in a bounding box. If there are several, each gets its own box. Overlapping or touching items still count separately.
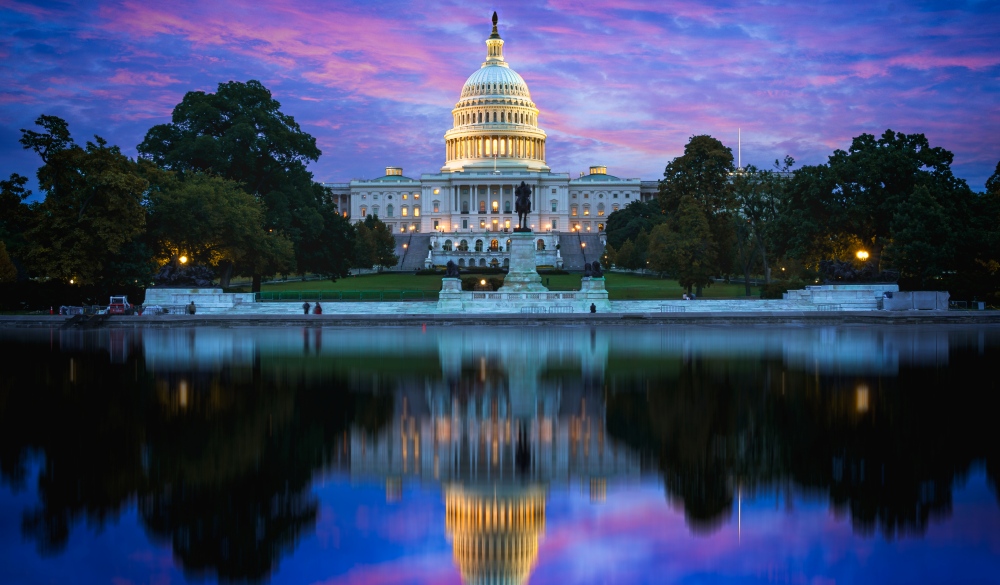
[733,158,792,284]
[352,221,376,271]
[658,135,736,281]
[633,229,650,272]
[604,200,665,250]
[145,170,295,286]
[138,80,351,290]
[616,239,636,271]
[20,116,149,285]
[602,243,617,269]
[0,173,38,265]
[648,195,717,294]
[360,215,398,271]
[0,242,16,283]
[781,130,968,274]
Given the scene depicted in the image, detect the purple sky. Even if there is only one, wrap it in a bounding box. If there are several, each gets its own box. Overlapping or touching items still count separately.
[1,0,998,196]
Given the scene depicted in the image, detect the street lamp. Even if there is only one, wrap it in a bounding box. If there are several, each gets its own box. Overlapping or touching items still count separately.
[856,250,870,261]
[179,255,188,264]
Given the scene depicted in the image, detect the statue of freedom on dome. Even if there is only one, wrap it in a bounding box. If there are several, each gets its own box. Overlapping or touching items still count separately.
[515,181,532,231]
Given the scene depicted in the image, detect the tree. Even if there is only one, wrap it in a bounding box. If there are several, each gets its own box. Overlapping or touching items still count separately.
[733,158,793,285]
[0,242,16,283]
[604,200,665,250]
[138,80,352,290]
[616,240,636,271]
[20,116,149,285]
[781,130,968,274]
[145,170,295,286]
[658,135,736,282]
[359,215,398,271]
[0,173,38,279]
[648,195,717,294]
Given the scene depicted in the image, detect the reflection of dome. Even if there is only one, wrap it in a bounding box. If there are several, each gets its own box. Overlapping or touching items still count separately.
[445,484,546,585]
[442,12,549,173]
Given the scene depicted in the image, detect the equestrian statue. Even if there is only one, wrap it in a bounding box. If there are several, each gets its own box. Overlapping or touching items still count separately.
[514,181,532,231]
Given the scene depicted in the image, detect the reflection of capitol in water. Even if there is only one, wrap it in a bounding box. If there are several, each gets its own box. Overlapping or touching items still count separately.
[350,329,638,585]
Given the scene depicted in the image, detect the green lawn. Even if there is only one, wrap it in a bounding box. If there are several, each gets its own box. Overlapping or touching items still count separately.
[258,271,761,300]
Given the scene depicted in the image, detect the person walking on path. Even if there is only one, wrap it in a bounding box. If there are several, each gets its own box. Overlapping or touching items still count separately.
[187,301,196,314]
[313,302,323,315]
[302,302,311,314]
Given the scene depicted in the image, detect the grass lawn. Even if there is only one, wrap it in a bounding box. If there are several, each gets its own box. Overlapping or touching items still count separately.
[259,271,761,300]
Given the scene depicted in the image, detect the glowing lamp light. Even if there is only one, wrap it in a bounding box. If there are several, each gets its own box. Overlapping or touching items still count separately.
[480,279,486,286]
[581,242,586,248]
[856,250,870,261]
[179,255,188,264]
[69,278,75,284]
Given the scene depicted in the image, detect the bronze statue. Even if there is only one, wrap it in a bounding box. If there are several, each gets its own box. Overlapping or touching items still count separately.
[515,181,532,231]
[591,261,603,277]
[445,260,460,277]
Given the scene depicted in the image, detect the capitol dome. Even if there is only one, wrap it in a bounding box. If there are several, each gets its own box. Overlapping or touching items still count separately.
[442,12,549,173]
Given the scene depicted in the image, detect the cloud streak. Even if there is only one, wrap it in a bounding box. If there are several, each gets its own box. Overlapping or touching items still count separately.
[1,0,998,191]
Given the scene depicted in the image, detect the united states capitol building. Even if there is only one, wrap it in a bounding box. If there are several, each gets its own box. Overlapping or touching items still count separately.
[323,13,657,270]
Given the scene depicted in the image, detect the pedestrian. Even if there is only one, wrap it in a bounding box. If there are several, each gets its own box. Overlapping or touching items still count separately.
[303,302,311,314]
[313,302,323,315]
[590,303,596,313]
[187,301,196,314]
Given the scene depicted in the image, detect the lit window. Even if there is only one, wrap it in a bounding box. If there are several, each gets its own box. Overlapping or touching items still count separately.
[414,205,420,217]
[414,193,419,199]
[433,201,440,213]
[598,203,605,216]
[402,194,408,200]
[492,201,499,213]
[402,206,408,217]
[360,206,367,217]
[571,205,578,216]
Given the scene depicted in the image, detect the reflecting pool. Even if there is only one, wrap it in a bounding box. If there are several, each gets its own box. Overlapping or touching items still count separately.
[1,325,999,584]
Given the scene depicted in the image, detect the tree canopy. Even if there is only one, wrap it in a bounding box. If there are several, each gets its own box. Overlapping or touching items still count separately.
[20,116,149,285]
[138,80,351,289]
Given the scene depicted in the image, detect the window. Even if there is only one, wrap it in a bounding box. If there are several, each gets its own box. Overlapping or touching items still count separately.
[443,239,453,251]
[475,239,484,252]
[584,193,589,199]
[598,203,605,216]
[402,194,408,200]
[625,193,630,198]
[462,219,468,229]
[414,205,420,217]
[536,239,545,251]
[433,200,440,213]
[433,220,439,230]
[480,220,486,229]
[479,200,486,213]
[572,193,577,199]
[598,223,604,231]
[373,194,378,200]
[459,239,469,251]
[599,193,604,198]
[372,205,380,216]
[551,200,557,212]
[551,219,557,230]
[462,201,469,213]
[583,205,590,216]
[613,193,618,198]
[414,193,419,199]
[362,194,367,200]
[551,188,557,194]
[360,206,368,217]
[504,201,511,213]
[492,201,499,213]
[386,204,394,217]
[490,239,499,251]
[388,194,393,200]
[612,204,619,212]
[402,206,408,217]
[458,258,466,267]
[571,205,578,217]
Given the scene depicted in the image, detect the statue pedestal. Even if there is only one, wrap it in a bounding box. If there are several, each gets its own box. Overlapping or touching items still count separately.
[580,277,612,311]
[438,278,464,312]
[499,232,548,292]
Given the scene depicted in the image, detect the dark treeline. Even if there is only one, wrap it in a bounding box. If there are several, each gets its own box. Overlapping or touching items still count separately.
[0,331,393,581]
[604,133,1000,302]
[604,343,1000,536]
[0,81,398,309]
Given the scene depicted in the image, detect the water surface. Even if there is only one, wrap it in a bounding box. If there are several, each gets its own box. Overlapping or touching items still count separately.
[1,325,998,584]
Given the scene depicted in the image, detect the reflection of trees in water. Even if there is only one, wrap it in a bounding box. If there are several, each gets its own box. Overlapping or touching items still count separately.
[0,337,393,581]
[606,349,1000,538]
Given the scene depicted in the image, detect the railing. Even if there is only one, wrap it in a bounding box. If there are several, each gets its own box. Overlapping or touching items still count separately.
[520,305,574,314]
[256,291,438,302]
[470,292,578,301]
[659,305,686,313]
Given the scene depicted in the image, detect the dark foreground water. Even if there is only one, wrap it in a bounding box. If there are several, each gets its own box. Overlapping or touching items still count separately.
[1,324,999,585]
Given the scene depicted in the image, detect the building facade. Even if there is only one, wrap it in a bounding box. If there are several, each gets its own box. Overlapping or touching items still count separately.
[323,14,660,267]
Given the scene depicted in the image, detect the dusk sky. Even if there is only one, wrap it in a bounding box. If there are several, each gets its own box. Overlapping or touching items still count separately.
[2,0,998,197]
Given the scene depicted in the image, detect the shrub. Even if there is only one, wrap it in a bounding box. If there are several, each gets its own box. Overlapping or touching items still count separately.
[759,279,805,299]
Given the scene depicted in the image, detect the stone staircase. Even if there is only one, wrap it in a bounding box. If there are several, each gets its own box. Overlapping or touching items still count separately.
[783,284,897,311]
[393,233,432,271]
[558,233,605,270]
